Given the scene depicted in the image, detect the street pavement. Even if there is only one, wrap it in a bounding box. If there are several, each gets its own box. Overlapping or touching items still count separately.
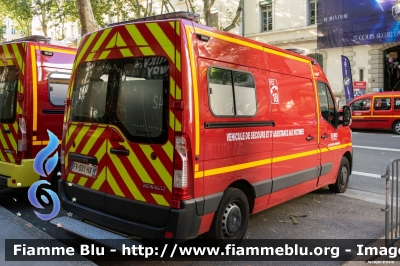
[0,205,95,266]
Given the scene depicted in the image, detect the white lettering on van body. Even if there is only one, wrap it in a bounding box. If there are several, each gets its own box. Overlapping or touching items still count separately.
[226,129,304,142]
[269,79,279,104]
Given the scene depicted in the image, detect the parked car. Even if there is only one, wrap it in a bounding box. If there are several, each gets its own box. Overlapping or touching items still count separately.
[348,91,400,134]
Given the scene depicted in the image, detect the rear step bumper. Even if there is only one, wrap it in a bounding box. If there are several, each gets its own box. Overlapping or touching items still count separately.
[58,179,202,240]
[50,216,142,252]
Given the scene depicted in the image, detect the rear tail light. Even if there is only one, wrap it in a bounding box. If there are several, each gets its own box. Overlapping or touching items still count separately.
[172,134,193,203]
[16,116,28,165]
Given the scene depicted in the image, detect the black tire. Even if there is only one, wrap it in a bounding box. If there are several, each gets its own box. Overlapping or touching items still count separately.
[393,121,400,135]
[329,157,350,193]
[204,188,249,247]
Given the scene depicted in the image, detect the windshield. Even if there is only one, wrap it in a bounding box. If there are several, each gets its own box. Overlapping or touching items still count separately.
[70,57,169,144]
[0,66,18,123]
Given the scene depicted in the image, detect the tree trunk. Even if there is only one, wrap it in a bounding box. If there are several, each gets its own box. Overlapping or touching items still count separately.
[203,0,215,26]
[41,11,48,36]
[223,0,243,32]
[76,0,98,36]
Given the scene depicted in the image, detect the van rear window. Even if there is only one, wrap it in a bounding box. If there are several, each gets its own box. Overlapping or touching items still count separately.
[70,57,169,144]
[0,66,18,123]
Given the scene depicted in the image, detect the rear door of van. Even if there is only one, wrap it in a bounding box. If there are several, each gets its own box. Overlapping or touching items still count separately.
[0,44,25,168]
[0,66,19,166]
[64,21,178,228]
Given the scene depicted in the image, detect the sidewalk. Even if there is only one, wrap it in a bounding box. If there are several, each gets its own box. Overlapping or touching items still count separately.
[0,206,96,266]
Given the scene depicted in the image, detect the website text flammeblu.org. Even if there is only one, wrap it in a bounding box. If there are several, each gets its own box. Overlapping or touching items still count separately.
[7,242,400,261]
[117,244,400,259]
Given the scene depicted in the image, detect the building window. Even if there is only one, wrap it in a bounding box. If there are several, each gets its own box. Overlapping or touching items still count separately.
[359,69,364,81]
[307,53,323,68]
[261,1,273,32]
[309,0,317,25]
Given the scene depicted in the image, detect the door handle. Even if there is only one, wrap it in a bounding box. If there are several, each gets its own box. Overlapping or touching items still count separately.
[110,148,129,156]
[321,134,328,139]
[3,129,10,134]
[306,135,314,141]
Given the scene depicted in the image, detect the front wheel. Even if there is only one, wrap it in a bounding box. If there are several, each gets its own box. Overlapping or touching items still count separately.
[204,188,249,247]
[329,157,350,193]
[393,121,400,135]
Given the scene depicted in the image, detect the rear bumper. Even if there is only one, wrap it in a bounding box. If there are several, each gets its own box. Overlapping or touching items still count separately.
[0,159,39,188]
[58,179,202,240]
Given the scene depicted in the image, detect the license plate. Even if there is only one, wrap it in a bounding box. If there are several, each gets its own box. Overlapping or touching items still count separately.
[70,162,97,178]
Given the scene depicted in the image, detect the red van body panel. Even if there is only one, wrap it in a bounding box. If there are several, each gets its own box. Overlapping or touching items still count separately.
[59,14,352,241]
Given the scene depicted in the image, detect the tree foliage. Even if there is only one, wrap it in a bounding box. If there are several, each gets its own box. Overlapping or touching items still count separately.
[0,0,244,42]
[0,0,32,36]
[202,0,243,32]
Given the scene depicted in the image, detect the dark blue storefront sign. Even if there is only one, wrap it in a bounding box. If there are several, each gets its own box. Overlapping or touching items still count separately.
[318,0,400,49]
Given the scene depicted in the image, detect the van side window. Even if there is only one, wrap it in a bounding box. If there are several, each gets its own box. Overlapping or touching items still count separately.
[350,98,371,111]
[49,73,71,106]
[317,82,336,126]
[0,66,18,123]
[395,98,400,109]
[374,98,391,110]
[208,67,256,116]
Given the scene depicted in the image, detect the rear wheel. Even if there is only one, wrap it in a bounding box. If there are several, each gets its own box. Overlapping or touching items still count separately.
[204,188,249,247]
[393,121,400,135]
[329,157,350,193]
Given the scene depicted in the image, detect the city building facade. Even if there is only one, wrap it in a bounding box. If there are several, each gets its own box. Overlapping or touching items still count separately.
[9,0,400,103]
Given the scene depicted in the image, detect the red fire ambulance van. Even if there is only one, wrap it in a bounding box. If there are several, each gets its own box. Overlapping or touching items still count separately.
[349,91,400,134]
[0,36,76,190]
[56,12,352,245]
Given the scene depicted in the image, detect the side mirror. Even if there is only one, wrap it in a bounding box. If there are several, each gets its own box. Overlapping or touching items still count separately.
[340,106,352,126]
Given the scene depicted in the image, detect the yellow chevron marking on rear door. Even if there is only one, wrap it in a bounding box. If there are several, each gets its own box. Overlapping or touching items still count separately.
[77,177,88,186]
[107,172,125,197]
[106,33,118,49]
[139,47,155,55]
[139,145,172,191]
[120,48,133,57]
[146,23,175,64]
[151,194,170,207]
[162,141,173,162]
[11,44,23,73]
[125,25,149,46]
[91,166,106,190]
[81,128,106,155]
[76,32,98,63]
[109,154,145,201]
[91,29,111,52]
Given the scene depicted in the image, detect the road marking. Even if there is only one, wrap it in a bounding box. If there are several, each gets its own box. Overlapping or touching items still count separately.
[352,171,382,179]
[339,188,385,205]
[391,135,400,138]
[353,145,400,152]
